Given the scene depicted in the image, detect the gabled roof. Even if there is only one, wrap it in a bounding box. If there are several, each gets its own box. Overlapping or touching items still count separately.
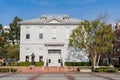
[18,14,81,25]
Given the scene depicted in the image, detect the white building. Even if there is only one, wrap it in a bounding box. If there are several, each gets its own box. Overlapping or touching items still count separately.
[19,14,88,66]
[3,26,10,33]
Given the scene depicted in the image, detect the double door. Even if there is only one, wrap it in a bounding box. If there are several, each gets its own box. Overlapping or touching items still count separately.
[48,49,61,66]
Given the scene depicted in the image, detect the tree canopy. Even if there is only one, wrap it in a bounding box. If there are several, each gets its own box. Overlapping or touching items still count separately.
[69,19,116,70]
[9,16,22,45]
[0,16,22,64]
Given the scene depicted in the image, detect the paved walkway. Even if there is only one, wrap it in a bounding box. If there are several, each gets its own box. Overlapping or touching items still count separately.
[0,73,120,80]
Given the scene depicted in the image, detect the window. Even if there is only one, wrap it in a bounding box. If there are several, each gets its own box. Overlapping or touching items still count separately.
[39,56,43,61]
[66,34,69,40]
[66,30,69,40]
[58,59,61,63]
[39,33,43,39]
[52,34,56,39]
[48,59,51,63]
[26,34,30,39]
[48,49,61,54]
[26,56,29,62]
[52,28,56,39]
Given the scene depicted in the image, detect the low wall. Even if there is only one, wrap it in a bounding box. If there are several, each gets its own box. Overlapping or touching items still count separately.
[66,66,92,72]
[0,66,92,73]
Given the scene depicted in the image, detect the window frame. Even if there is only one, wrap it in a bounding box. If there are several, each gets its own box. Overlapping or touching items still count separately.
[26,34,30,39]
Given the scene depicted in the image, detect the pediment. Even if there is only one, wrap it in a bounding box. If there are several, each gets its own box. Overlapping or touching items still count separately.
[47,18,63,23]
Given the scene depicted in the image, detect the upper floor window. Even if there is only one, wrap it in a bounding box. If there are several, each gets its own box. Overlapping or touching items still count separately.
[66,29,70,40]
[39,33,43,39]
[26,34,30,39]
[52,28,56,39]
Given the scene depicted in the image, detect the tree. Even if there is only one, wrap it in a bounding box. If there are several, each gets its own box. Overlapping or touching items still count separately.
[0,24,4,38]
[69,19,116,71]
[0,24,8,58]
[9,16,22,45]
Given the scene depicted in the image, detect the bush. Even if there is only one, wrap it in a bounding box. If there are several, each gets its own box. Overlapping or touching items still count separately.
[95,67,108,72]
[11,68,17,72]
[17,62,44,66]
[65,62,90,66]
[0,62,2,66]
[35,62,44,66]
[95,67,118,72]
[0,68,17,73]
[0,68,9,72]
[17,62,31,66]
[114,64,120,68]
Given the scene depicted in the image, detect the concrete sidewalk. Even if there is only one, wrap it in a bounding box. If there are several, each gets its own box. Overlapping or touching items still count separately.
[0,73,120,80]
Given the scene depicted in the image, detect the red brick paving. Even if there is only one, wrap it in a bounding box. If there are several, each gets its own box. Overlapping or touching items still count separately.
[28,74,42,80]
[64,74,76,80]
[89,73,115,80]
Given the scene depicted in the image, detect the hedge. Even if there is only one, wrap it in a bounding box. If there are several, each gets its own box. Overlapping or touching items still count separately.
[95,67,108,72]
[35,62,44,66]
[114,64,120,68]
[95,67,119,72]
[65,62,90,66]
[17,62,31,66]
[0,68,17,73]
[17,62,44,66]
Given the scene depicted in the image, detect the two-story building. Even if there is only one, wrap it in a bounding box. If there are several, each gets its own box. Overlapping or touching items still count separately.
[19,14,89,66]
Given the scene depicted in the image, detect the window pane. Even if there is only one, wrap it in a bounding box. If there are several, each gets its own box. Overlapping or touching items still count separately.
[39,56,43,61]
[52,33,56,39]
[26,56,29,62]
[39,33,43,39]
[58,59,61,63]
[49,59,51,63]
[48,49,61,53]
[26,34,30,39]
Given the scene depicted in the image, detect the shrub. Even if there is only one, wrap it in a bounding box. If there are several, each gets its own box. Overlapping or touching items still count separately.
[95,67,108,72]
[0,62,2,66]
[17,62,44,66]
[0,68,17,73]
[17,62,31,66]
[0,68,9,72]
[114,64,120,68]
[65,62,90,66]
[35,62,44,66]
[95,67,118,72]
[11,68,17,72]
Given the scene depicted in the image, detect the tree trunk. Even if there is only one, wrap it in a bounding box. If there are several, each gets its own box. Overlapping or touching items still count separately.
[108,52,111,66]
[92,51,97,72]
[96,54,101,66]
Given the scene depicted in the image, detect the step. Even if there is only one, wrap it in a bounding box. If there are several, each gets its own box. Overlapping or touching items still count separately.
[43,67,66,72]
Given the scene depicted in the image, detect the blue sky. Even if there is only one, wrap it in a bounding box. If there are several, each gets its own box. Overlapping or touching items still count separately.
[0,0,120,26]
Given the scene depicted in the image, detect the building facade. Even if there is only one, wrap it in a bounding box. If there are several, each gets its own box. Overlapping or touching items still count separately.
[19,14,88,66]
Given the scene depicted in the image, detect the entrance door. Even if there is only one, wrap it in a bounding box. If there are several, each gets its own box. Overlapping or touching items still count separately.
[48,49,61,67]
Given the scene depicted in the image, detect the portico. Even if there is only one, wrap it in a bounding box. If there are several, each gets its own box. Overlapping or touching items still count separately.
[45,43,64,67]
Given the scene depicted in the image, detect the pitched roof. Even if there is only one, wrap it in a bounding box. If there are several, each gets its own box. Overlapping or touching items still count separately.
[18,14,81,25]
